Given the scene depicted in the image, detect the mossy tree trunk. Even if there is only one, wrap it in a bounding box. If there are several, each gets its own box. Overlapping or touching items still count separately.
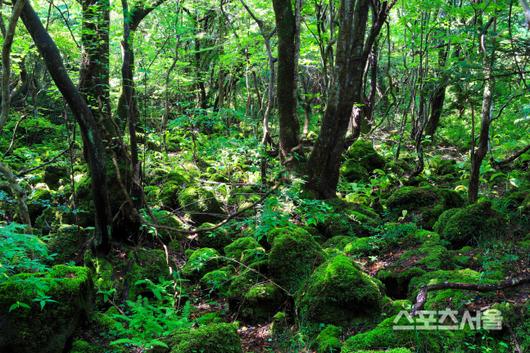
[305,0,394,199]
[20,0,112,253]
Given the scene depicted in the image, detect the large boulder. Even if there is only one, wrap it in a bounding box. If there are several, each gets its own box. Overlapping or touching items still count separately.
[268,227,325,293]
[296,255,383,326]
[170,323,242,353]
[434,201,506,248]
[0,265,93,353]
[385,186,464,229]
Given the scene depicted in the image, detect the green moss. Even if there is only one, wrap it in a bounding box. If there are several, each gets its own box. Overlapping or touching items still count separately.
[224,236,261,260]
[408,269,497,310]
[434,201,506,248]
[296,255,383,326]
[70,339,101,353]
[315,325,342,353]
[181,248,221,280]
[241,282,285,322]
[268,227,325,293]
[128,248,170,299]
[179,186,223,224]
[341,160,369,182]
[323,236,356,251]
[170,323,242,353]
[198,226,234,250]
[343,140,386,172]
[344,237,382,256]
[200,267,234,296]
[385,187,464,229]
[0,265,93,353]
[227,266,263,299]
[341,316,463,352]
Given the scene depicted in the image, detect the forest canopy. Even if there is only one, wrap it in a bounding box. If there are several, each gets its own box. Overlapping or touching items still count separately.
[0,0,529,352]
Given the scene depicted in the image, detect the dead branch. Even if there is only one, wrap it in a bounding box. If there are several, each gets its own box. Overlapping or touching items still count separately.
[412,274,530,314]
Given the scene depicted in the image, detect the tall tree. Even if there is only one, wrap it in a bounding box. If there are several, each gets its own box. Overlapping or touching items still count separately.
[272,0,302,160]
[305,0,395,198]
[20,0,112,253]
[469,14,497,203]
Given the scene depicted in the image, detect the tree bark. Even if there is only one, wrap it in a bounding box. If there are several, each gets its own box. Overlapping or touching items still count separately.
[272,0,301,160]
[305,0,394,198]
[469,16,496,203]
[20,0,112,253]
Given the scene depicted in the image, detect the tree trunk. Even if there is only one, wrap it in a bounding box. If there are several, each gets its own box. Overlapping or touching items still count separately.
[272,0,301,160]
[305,0,393,198]
[469,16,496,203]
[20,0,112,253]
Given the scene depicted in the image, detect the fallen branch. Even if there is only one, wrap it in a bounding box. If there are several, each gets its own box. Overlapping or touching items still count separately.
[490,143,530,170]
[412,274,530,314]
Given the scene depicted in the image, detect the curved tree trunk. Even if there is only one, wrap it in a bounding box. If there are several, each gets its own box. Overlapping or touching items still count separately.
[20,0,112,253]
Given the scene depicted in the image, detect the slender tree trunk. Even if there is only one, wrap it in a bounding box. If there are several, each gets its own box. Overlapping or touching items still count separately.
[469,16,497,203]
[272,0,301,160]
[20,0,112,253]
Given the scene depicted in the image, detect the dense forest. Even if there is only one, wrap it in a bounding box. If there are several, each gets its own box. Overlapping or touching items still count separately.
[0,0,529,351]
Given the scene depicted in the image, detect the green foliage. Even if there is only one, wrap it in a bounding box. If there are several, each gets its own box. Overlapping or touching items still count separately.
[111,296,192,351]
[0,223,52,278]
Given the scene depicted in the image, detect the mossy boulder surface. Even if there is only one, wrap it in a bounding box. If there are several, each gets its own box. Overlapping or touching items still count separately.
[434,201,506,248]
[343,140,386,173]
[340,315,461,353]
[224,236,262,262]
[127,248,170,299]
[408,269,498,310]
[315,324,342,353]
[170,323,242,353]
[181,247,221,280]
[296,255,383,326]
[385,186,464,229]
[179,186,223,224]
[241,282,285,322]
[0,265,93,353]
[268,227,325,293]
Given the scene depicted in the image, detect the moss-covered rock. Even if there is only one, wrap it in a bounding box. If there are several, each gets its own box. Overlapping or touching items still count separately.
[268,227,325,293]
[170,323,242,353]
[314,201,382,238]
[376,241,448,299]
[385,186,464,229]
[181,248,221,280]
[340,316,461,352]
[198,226,235,250]
[179,186,223,224]
[127,248,170,299]
[70,339,102,353]
[224,236,261,261]
[0,265,93,353]
[47,225,93,264]
[344,237,382,257]
[43,164,68,189]
[315,325,342,353]
[341,160,370,182]
[241,282,285,322]
[323,235,356,251]
[408,269,498,310]
[434,201,506,248]
[200,266,234,296]
[296,255,383,326]
[343,140,386,173]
